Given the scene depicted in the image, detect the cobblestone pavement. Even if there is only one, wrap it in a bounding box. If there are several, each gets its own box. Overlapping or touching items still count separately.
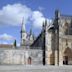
[0,65,72,72]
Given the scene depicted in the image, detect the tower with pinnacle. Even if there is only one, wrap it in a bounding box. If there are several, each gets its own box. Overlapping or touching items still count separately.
[20,17,27,47]
[29,25,34,45]
[20,17,35,48]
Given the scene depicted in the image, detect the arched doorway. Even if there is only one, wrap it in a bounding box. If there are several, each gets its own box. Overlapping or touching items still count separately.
[63,47,72,65]
[63,56,68,65]
[28,57,32,65]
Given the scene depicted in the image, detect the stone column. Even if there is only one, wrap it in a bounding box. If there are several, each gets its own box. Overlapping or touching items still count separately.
[55,29,59,65]
[59,51,63,66]
[54,10,60,66]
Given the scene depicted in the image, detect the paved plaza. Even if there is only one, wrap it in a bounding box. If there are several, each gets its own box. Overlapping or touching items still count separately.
[0,65,72,72]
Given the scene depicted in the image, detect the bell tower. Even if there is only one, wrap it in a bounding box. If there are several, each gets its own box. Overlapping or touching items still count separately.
[20,17,27,46]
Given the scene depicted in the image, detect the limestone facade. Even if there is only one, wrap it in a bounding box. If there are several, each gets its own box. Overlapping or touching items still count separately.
[45,11,72,65]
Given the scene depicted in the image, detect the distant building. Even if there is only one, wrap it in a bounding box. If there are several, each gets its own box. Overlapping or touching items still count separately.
[0,44,13,48]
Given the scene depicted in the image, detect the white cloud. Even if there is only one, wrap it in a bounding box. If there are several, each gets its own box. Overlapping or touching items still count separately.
[17,43,20,47]
[0,3,51,28]
[0,4,32,26]
[31,11,45,28]
[38,6,45,11]
[0,41,8,44]
[1,42,8,44]
[0,33,15,40]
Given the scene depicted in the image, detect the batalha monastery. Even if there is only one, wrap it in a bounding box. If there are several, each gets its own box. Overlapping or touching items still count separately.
[0,10,72,66]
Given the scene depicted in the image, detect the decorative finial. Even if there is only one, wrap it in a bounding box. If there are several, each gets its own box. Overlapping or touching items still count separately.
[21,17,26,32]
[42,21,45,27]
[45,19,47,26]
[55,9,60,19]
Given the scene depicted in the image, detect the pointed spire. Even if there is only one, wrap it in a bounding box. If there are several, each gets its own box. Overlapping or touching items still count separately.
[42,21,45,32]
[42,21,45,28]
[45,19,47,27]
[33,33,35,40]
[21,17,26,32]
[55,9,60,19]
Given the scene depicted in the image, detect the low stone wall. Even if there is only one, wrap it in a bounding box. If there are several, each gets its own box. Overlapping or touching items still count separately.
[0,48,42,65]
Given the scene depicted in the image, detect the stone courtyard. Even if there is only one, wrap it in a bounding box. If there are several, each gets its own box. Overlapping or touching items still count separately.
[0,65,72,72]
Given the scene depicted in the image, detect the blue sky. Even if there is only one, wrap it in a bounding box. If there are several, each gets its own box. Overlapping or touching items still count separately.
[0,0,72,46]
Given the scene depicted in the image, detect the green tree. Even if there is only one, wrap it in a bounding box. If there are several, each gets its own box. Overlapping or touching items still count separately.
[14,40,16,47]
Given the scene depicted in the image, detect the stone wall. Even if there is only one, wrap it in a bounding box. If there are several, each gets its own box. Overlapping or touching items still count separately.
[0,48,43,65]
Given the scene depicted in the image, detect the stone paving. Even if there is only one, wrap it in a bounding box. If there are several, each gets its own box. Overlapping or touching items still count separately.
[0,65,72,72]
